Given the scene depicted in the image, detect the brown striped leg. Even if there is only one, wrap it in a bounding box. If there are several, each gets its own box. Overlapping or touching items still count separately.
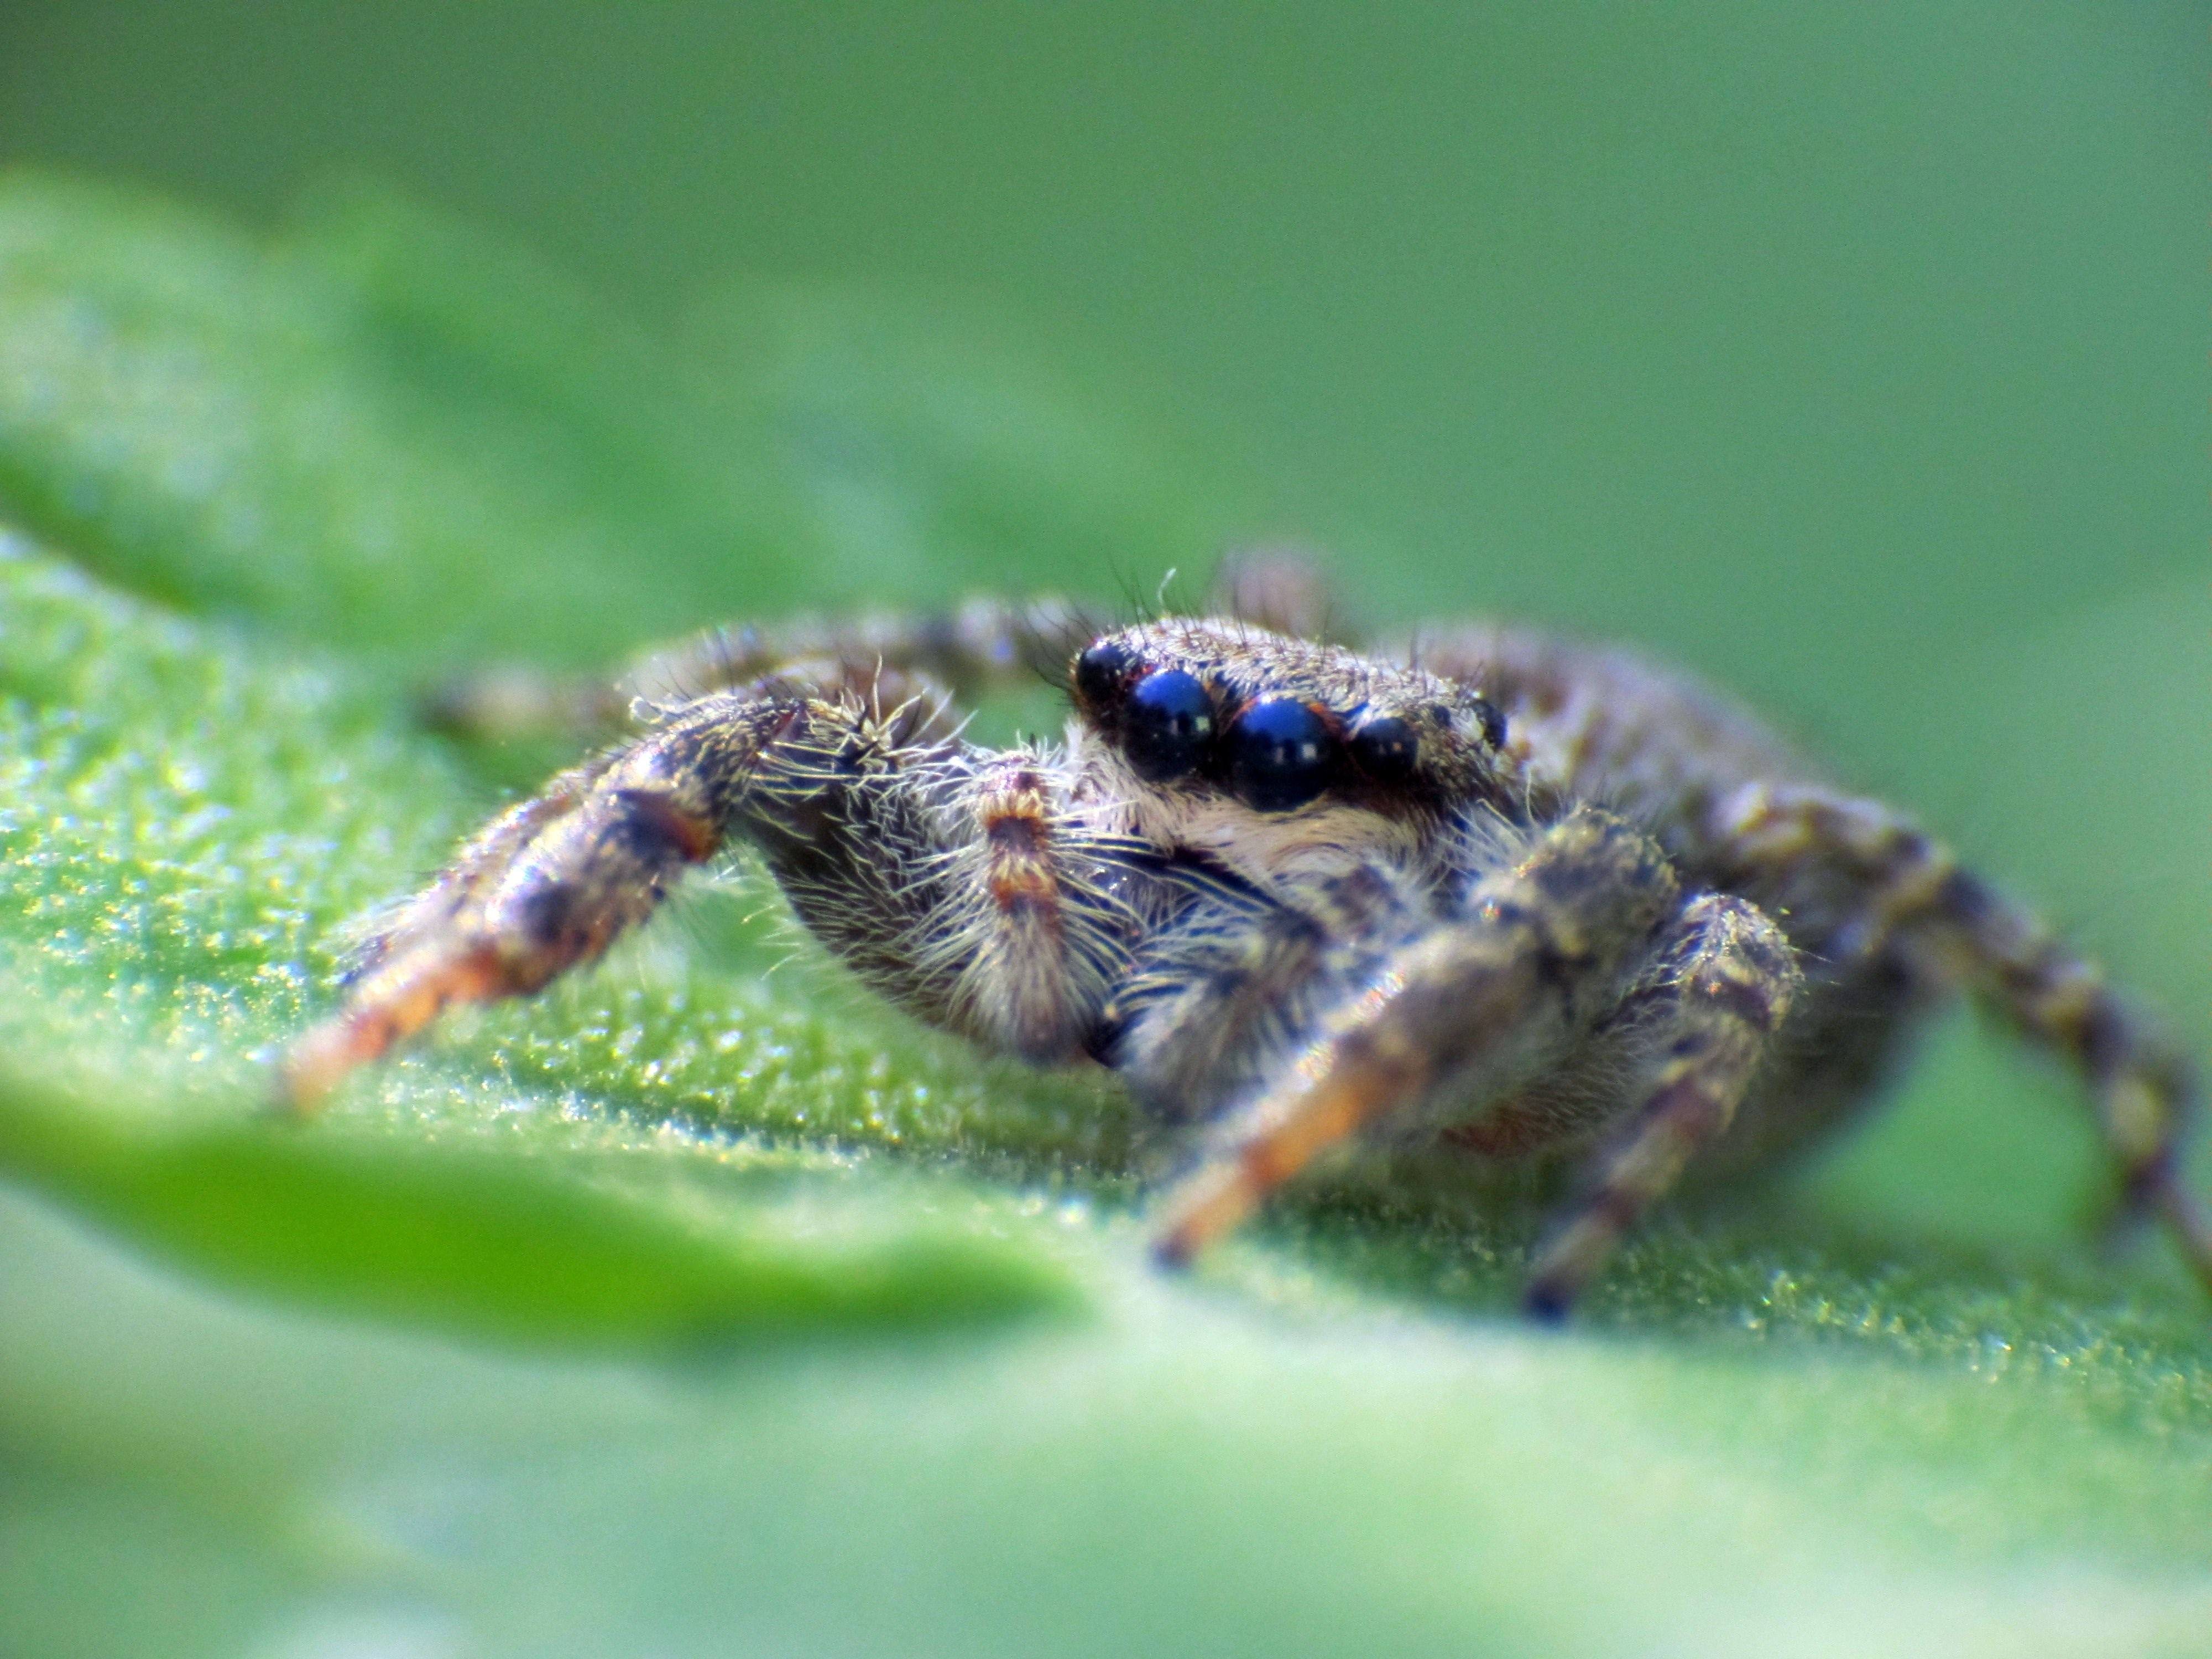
[280,747,629,1092]
[1151,808,1681,1266]
[424,596,1092,743]
[275,692,804,1110]
[425,560,1357,748]
[1931,866,2212,1281]
[284,664,1135,1109]
[1714,785,2212,1292]
[1522,893,1799,1319]
[1104,859,1429,1124]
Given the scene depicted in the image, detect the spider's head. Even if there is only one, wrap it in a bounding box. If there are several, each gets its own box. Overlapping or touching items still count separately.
[1067,618,1512,833]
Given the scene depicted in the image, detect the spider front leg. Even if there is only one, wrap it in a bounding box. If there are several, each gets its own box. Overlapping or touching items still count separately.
[1715,786,2212,1291]
[1151,807,1683,1269]
[278,688,809,1108]
[282,658,1139,1108]
[1521,892,1799,1319]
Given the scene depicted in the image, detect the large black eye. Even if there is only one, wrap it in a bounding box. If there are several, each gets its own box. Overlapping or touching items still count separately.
[1227,698,1334,812]
[1074,639,1136,706]
[1348,712,1418,784]
[1123,669,1217,780]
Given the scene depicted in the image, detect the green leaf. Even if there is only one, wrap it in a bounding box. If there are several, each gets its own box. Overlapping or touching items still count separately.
[0,172,768,664]
[2,172,2210,1659]
[0,173,1235,670]
[0,1074,1079,1349]
[0,523,1082,1344]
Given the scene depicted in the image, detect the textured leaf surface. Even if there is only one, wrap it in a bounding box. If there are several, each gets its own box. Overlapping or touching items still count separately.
[1,174,2209,1659]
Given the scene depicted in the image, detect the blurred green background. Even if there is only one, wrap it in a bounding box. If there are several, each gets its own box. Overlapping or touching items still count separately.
[7,3,2203,697]
[3,4,2211,1657]
[7,1,2210,959]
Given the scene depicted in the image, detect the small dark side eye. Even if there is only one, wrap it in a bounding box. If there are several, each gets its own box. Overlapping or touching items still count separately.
[1074,640,1137,706]
[1124,669,1218,780]
[1471,697,1507,751]
[1348,712,1418,784]
[1227,698,1334,812]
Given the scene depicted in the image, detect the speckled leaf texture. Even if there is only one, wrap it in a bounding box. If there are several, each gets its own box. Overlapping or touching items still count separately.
[1,173,2209,1659]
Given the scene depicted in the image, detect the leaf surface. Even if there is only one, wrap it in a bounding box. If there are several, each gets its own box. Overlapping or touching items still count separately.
[1,174,2209,1659]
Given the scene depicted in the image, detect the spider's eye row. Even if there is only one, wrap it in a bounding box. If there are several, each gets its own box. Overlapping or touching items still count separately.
[1227,698,1335,813]
[1123,669,1218,781]
[1347,712,1418,784]
[1089,649,1444,809]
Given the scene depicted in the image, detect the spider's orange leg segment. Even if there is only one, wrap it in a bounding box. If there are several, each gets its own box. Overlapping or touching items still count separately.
[280,659,1134,1112]
[276,695,799,1112]
[1153,808,1680,1266]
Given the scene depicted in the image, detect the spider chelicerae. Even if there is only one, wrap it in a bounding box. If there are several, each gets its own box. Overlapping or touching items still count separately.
[278,557,2212,1317]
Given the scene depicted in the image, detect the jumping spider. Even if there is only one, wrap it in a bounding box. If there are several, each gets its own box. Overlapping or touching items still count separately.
[279,558,2212,1317]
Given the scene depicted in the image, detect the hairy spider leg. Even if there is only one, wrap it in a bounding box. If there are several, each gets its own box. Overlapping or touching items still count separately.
[424,553,1349,745]
[282,662,1140,1109]
[1521,891,1800,1318]
[1104,859,1431,1123]
[277,691,791,1109]
[1715,785,2212,1291]
[424,593,1095,742]
[1151,807,1680,1266]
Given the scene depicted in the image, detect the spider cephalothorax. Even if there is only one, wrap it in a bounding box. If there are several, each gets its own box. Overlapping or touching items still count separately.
[279,559,2212,1318]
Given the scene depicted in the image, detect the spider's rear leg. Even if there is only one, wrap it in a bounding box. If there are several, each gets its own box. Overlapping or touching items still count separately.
[424,596,1091,743]
[1151,807,1680,1267]
[1521,893,1799,1319]
[426,554,1347,747]
[1717,786,2212,1291]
